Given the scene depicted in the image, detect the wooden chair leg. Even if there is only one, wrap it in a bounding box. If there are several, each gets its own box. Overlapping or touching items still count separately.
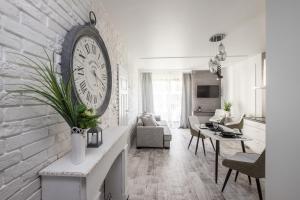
[235,171,239,182]
[209,138,215,152]
[195,136,200,155]
[218,141,221,156]
[188,136,193,149]
[201,138,206,156]
[256,178,263,200]
[222,169,232,192]
[241,141,246,152]
[202,138,206,156]
[248,176,252,185]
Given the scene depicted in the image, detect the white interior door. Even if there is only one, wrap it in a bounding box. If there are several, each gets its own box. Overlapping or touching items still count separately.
[119,66,128,125]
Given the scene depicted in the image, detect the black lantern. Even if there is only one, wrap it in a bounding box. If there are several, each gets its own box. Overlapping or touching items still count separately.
[87,127,103,148]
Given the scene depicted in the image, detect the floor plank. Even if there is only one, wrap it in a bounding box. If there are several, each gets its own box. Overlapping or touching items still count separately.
[128,128,265,200]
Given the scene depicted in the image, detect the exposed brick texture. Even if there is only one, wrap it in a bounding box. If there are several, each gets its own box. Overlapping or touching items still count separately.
[0,0,127,199]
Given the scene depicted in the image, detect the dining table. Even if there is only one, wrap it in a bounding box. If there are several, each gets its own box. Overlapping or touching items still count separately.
[195,124,251,184]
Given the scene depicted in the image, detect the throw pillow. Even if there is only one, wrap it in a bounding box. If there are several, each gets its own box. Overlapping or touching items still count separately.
[142,113,153,118]
[154,115,161,121]
[137,118,144,126]
[141,116,158,126]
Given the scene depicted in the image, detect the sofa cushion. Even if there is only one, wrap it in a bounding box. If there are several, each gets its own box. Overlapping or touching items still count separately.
[139,113,161,121]
[141,116,158,126]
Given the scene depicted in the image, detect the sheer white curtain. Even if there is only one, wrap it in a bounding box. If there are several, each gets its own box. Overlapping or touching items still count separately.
[141,72,154,113]
[180,73,192,128]
[152,72,182,127]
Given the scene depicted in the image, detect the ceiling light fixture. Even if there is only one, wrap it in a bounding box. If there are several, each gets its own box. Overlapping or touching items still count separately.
[208,33,226,79]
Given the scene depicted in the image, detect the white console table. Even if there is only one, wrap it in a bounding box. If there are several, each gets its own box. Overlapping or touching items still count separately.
[39,126,130,200]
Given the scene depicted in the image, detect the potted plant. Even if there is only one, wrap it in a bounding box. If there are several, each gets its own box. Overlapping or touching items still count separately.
[17,51,99,164]
[224,101,232,112]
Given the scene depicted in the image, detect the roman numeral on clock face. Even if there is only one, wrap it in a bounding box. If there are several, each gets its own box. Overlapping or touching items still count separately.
[102,74,107,81]
[77,66,84,75]
[87,91,92,103]
[92,44,96,55]
[85,44,90,54]
[80,81,87,94]
[79,54,86,59]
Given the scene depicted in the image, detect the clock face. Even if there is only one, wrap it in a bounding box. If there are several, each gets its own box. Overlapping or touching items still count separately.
[61,24,112,116]
[72,36,108,109]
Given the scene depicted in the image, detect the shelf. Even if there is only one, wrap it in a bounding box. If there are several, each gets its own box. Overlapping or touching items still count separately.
[193,111,215,116]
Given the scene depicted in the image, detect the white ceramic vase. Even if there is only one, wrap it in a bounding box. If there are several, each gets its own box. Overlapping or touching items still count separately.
[71,127,86,165]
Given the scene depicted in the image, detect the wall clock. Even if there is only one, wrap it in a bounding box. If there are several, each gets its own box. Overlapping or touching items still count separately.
[61,11,112,116]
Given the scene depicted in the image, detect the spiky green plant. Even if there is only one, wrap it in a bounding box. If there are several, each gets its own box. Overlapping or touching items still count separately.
[14,50,99,131]
[224,101,232,112]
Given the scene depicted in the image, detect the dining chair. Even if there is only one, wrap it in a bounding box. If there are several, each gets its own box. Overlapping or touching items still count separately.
[221,150,265,200]
[225,114,250,183]
[225,114,246,131]
[188,116,215,155]
[209,109,228,124]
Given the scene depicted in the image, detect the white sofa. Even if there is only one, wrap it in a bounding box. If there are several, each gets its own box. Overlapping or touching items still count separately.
[136,115,172,148]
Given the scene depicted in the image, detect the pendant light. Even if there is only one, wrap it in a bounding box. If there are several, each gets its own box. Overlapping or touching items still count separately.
[208,33,226,79]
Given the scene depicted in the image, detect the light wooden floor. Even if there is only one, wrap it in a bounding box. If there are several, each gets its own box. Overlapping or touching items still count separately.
[128,128,265,200]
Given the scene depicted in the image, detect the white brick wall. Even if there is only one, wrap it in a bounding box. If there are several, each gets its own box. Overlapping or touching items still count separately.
[0,0,127,199]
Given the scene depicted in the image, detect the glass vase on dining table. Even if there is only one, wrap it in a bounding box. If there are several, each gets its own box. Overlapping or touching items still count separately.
[213,122,219,135]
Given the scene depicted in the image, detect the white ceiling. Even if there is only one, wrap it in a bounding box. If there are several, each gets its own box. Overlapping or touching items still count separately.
[101,0,266,70]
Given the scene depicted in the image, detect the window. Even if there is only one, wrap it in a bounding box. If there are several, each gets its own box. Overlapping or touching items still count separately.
[152,72,182,127]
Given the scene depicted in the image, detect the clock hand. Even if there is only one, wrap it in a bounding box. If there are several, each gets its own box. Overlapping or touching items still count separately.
[91,71,99,87]
[93,70,105,87]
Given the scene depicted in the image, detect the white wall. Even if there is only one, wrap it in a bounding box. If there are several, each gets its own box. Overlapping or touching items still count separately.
[0,1,128,199]
[126,57,139,145]
[127,57,139,123]
[266,1,300,199]
[222,59,253,118]
[222,54,264,118]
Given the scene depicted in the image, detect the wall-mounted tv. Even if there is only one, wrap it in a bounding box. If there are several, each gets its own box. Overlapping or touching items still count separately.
[197,85,219,98]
